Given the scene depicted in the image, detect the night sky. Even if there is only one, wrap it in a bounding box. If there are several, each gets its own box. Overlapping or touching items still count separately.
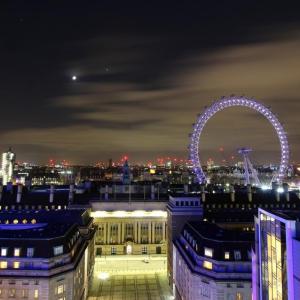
[1,2,300,165]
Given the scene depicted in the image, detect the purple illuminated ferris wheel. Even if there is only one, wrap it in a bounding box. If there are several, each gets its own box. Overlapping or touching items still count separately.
[189,96,289,184]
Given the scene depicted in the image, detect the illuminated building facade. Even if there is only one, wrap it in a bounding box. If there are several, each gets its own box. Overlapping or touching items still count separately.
[173,221,253,300]
[1,148,15,185]
[91,203,167,256]
[0,209,95,300]
[253,209,300,300]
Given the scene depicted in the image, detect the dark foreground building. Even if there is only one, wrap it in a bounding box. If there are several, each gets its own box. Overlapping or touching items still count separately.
[0,209,95,299]
[173,221,253,300]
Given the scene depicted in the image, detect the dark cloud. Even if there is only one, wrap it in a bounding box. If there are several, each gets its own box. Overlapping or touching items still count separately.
[1,2,300,163]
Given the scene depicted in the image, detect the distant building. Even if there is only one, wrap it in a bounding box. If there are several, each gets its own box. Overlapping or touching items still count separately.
[1,148,15,185]
[173,221,253,300]
[0,209,95,300]
[122,159,131,184]
[253,208,300,300]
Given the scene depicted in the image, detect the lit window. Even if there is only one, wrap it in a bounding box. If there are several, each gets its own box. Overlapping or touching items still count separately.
[1,248,7,257]
[22,219,27,224]
[13,219,18,224]
[9,289,16,297]
[57,284,65,294]
[224,252,230,260]
[13,261,20,269]
[0,261,7,269]
[34,289,39,298]
[141,246,147,254]
[203,261,213,270]
[31,219,37,224]
[236,292,243,300]
[14,248,20,257]
[53,246,63,256]
[27,248,34,258]
[204,247,213,258]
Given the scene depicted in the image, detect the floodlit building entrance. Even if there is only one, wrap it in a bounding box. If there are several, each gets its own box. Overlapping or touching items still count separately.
[126,244,132,254]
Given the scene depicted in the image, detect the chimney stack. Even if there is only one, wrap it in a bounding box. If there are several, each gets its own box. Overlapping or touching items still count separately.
[16,184,23,203]
[247,184,252,202]
[68,184,74,205]
[151,185,155,200]
[49,184,55,203]
[283,183,289,202]
[201,184,206,202]
[184,184,189,194]
[230,185,235,202]
[105,185,109,200]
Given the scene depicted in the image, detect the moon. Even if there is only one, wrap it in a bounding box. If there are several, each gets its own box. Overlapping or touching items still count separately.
[72,75,77,81]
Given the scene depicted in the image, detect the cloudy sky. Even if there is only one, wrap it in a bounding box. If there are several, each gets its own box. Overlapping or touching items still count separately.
[1,2,300,164]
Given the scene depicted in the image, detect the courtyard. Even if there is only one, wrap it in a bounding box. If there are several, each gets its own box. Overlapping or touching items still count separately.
[88,255,173,300]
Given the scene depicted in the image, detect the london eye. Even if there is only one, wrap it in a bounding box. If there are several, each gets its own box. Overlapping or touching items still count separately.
[189,96,289,185]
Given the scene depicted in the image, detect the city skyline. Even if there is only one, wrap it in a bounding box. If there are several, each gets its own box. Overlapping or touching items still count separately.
[1,2,300,164]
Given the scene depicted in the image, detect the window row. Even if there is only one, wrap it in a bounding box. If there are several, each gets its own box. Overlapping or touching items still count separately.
[1,247,34,257]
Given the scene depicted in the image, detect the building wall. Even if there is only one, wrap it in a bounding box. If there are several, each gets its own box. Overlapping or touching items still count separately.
[173,245,252,300]
[93,216,167,256]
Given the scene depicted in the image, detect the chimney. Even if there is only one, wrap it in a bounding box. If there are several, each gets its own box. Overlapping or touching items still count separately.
[16,184,23,203]
[7,182,13,194]
[49,184,55,203]
[105,185,109,200]
[68,184,74,204]
[230,185,235,202]
[283,183,289,202]
[151,185,155,200]
[201,184,205,202]
[247,184,252,202]
[184,184,188,194]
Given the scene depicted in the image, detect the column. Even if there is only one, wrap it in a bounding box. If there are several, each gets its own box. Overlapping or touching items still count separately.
[118,223,121,244]
[152,221,155,244]
[148,222,151,244]
[134,221,137,243]
[162,221,166,241]
[138,222,142,243]
[107,223,111,244]
[103,222,107,244]
[122,222,125,243]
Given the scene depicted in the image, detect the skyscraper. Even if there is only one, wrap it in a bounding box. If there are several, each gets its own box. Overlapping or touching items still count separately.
[1,148,15,185]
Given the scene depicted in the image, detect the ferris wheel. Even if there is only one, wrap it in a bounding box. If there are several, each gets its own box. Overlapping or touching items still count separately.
[189,96,289,185]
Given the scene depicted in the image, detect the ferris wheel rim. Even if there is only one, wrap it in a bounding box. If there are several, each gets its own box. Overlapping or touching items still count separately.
[189,96,289,184]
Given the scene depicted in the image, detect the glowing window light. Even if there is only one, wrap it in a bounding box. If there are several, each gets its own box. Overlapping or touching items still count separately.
[0,261,7,269]
[31,219,37,224]
[13,261,20,269]
[277,187,284,193]
[14,248,20,257]
[204,247,213,258]
[13,219,18,224]
[98,272,110,280]
[203,261,213,270]
[224,252,230,260]
[22,219,27,224]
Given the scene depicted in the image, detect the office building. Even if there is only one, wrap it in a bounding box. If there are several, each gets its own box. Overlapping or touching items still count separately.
[0,209,95,299]
[253,208,300,300]
[173,221,253,300]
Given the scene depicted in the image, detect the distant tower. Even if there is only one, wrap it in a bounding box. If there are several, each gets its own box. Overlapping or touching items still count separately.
[238,148,261,186]
[1,148,16,185]
[122,160,131,184]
